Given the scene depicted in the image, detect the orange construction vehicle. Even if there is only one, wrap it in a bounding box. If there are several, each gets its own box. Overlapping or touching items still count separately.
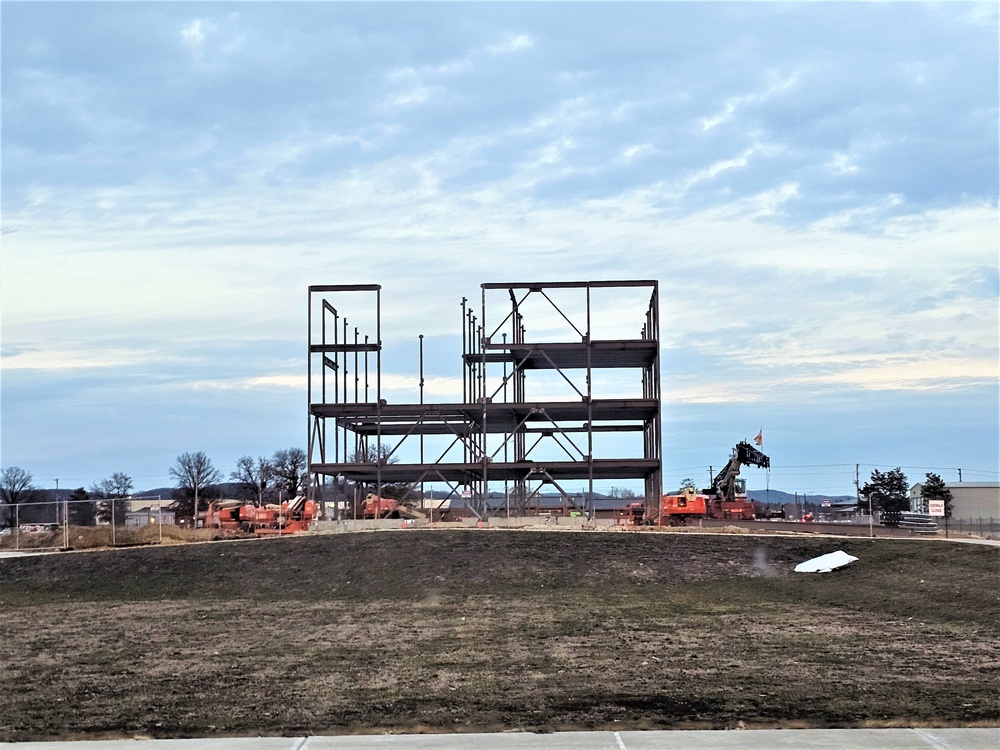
[361,493,400,519]
[205,495,317,535]
[618,440,772,526]
[659,487,709,526]
[703,441,770,521]
[616,490,708,526]
[360,493,428,521]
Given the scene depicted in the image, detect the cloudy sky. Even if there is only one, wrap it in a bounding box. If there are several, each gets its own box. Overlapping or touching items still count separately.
[2,2,997,498]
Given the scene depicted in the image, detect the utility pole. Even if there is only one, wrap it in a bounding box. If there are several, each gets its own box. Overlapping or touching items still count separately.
[858,463,873,538]
[957,468,963,482]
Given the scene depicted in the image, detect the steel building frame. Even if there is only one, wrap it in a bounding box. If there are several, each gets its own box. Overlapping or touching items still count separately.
[308,280,662,520]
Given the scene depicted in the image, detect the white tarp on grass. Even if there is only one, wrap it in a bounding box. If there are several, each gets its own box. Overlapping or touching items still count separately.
[794,550,859,573]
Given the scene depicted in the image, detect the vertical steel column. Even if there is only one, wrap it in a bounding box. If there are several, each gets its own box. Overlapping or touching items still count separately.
[307,288,314,502]
[480,286,489,519]
[419,334,425,509]
[586,284,594,521]
[376,287,382,501]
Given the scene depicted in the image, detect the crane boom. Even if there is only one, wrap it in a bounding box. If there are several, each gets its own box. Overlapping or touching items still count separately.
[707,441,770,503]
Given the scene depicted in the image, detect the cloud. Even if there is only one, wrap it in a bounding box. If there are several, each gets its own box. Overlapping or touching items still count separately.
[487,34,534,56]
[805,358,998,392]
[0,348,156,371]
[180,19,208,63]
[179,16,245,70]
[1,2,995,483]
[699,72,799,131]
[678,144,780,193]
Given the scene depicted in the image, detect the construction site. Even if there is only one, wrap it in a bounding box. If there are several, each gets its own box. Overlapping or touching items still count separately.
[303,280,800,533]
[307,280,663,522]
[1,280,997,742]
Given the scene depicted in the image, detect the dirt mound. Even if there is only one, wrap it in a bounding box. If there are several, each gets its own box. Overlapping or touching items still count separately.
[0,524,243,551]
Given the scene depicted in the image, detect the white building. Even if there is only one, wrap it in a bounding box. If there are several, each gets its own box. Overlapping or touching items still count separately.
[909,482,1000,520]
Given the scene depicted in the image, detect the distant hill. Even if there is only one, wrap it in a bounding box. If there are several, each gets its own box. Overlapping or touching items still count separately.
[131,486,858,507]
[746,489,856,506]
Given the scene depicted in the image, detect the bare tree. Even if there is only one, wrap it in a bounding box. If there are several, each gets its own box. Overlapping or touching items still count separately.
[271,448,308,500]
[170,452,222,526]
[608,486,638,500]
[91,472,133,526]
[0,466,36,528]
[349,443,404,501]
[350,443,397,465]
[231,456,275,506]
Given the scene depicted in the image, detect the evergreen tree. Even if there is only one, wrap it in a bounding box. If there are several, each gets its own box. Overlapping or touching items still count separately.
[920,472,954,518]
[860,468,909,526]
[67,487,97,526]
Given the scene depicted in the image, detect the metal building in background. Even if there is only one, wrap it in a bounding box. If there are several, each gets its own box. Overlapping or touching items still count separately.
[307,280,662,520]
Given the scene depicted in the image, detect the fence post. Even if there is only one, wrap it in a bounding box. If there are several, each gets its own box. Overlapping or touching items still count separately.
[15,504,19,551]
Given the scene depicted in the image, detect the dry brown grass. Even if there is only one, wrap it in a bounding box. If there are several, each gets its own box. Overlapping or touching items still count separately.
[0,524,241,550]
[0,530,996,741]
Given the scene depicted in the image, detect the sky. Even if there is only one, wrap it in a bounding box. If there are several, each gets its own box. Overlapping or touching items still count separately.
[2,1,998,499]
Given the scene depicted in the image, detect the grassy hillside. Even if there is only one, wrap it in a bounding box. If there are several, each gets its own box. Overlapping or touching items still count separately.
[0,530,997,740]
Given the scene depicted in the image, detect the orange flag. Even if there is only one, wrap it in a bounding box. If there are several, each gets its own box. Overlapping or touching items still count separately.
[754,430,763,447]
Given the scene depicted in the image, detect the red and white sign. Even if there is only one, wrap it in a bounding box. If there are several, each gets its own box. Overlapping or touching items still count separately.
[928,500,945,517]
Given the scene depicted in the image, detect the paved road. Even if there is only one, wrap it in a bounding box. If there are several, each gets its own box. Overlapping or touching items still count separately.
[3,729,998,749]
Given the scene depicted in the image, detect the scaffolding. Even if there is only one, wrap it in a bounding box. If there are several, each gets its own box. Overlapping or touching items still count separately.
[307,280,662,520]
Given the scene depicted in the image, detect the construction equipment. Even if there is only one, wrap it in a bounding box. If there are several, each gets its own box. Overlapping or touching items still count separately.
[617,440,771,526]
[361,493,428,521]
[704,441,770,521]
[615,489,710,527]
[615,501,647,526]
[205,495,317,535]
[659,487,710,526]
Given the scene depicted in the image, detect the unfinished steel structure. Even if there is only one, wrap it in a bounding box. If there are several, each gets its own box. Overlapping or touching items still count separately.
[307,280,662,520]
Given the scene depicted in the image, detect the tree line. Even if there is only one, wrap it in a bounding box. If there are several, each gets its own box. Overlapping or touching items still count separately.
[0,459,957,528]
[860,468,953,524]
[0,447,308,529]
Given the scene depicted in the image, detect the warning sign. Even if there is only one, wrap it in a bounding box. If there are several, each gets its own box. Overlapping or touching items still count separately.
[928,500,945,517]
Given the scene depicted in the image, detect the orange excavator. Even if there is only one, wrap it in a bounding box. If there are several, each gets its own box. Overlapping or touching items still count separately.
[205,495,317,535]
